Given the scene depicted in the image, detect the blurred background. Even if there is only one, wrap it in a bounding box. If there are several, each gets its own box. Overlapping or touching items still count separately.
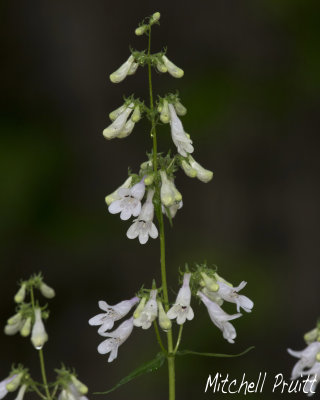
[1,0,320,399]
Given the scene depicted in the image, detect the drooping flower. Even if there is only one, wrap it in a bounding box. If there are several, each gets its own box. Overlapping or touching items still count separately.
[117,119,135,139]
[301,362,320,397]
[162,200,183,219]
[109,55,135,83]
[180,159,197,178]
[109,103,127,121]
[108,179,145,221]
[103,103,134,139]
[4,317,24,336]
[20,317,32,337]
[31,308,48,350]
[159,171,182,208]
[161,55,184,78]
[198,291,242,344]
[133,290,158,329]
[97,317,134,362]
[188,156,213,183]
[167,273,194,325]
[89,297,139,334]
[14,284,26,303]
[160,100,170,123]
[126,190,158,244]
[168,104,194,157]
[70,375,89,396]
[105,176,132,206]
[288,342,320,379]
[216,279,253,313]
[174,100,187,116]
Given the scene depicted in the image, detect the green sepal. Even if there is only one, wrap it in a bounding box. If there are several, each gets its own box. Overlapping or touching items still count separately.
[94,352,166,395]
[176,346,254,358]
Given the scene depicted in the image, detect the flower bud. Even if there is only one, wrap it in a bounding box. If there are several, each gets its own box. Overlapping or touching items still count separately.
[6,373,22,392]
[162,55,184,78]
[40,282,55,299]
[144,174,154,186]
[174,101,187,116]
[200,272,219,292]
[133,297,146,319]
[160,171,175,207]
[31,308,48,350]
[109,104,126,121]
[156,60,167,73]
[71,376,88,395]
[110,55,134,83]
[20,317,32,337]
[160,100,170,123]
[214,272,233,287]
[135,25,147,36]
[14,284,26,303]
[4,321,22,336]
[304,328,318,344]
[157,301,172,331]
[181,160,197,178]
[105,176,132,206]
[131,105,141,122]
[188,156,213,183]
[150,12,160,24]
[7,313,22,326]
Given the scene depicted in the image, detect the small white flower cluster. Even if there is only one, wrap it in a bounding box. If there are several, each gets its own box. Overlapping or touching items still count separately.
[288,324,320,396]
[196,271,253,343]
[0,371,27,400]
[4,278,54,350]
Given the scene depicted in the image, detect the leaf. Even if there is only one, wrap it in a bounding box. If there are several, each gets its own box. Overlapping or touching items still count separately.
[94,352,166,395]
[176,346,255,358]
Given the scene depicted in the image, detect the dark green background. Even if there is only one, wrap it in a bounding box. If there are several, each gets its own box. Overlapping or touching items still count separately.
[1,1,320,399]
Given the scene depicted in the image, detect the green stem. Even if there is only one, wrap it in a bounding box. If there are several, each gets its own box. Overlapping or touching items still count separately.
[30,288,52,400]
[173,325,183,354]
[147,26,175,400]
[153,321,167,354]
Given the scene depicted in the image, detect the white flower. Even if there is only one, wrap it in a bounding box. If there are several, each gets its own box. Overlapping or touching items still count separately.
[70,376,88,395]
[188,156,213,183]
[133,290,158,329]
[58,383,89,400]
[89,297,139,334]
[168,104,194,157]
[131,105,141,122]
[20,317,32,337]
[0,376,16,400]
[160,171,182,207]
[127,62,139,76]
[31,308,48,350]
[161,55,184,78]
[14,384,27,400]
[157,301,172,331]
[160,100,170,123]
[174,101,187,116]
[4,318,24,336]
[301,362,320,397]
[198,291,242,344]
[288,342,320,379]
[109,55,135,83]
[162,200,183,219]
[156,59,167,73]
[216,279,254,313]
[108,179,145,221]
[126,190,158,244]
[180,159,197,178]
[103,103,134,139]
[39,282,55,299]
[5,374,22,393]
[167,273,194,325]
[117,119,135,139]
[105,176,132,206]
[97,317,134,362]
[109,103,127,121]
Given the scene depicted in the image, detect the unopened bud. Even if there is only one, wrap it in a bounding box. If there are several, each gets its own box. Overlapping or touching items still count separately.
[20,317,32,337]
[14,284,26,303]
[131,105,141,122]
[71,376,88,395]
[174,101,187,116]
[144,174,154,186]
[304,328,318,344]
[31,308,48,350]
[135,25,147,36]
[160,100,170,123]
[6,373,22,392]
[40,282,55,299]
[7,313,22,326]
[150,12,160,24]
[157,301,172,331]
[200,272,219,292]
[181,160,197,178]
[133,297,146,319]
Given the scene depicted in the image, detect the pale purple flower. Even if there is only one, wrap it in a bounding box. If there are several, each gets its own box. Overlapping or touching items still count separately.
[134,290,158,329]
[217,280,254,313]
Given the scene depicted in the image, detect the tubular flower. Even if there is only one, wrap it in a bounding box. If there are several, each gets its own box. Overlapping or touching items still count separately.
[167,273,194,325]
[162,200,183,219]
[168,104,194,157]
[0,376,17,400]
[117,119,135,139]
[131,105,141,123]
[89,297,139,334]
[4,318,24,336]
[156,59,167,73]
[31,308,48,350]
[133,290,158,329]
[127,61,139,76]
[188,156,213,183]
[98,317,134,362]
[14,284,26,303]
[180,159,197,178]
[110,55,135,83]
[108,179,145,221]
[161,55,184,78]
[288,342,320,380]
[103,103,134,139]
[198,291,242,344]
[109,103,127,121]
[126,189,158,244]
[174,100,187,116]
[20,317,32,337]
[216,279,254,313]
[160,100,170,123]
[105,176,132,206]
[160,171,181,207]
[39,282,55,299]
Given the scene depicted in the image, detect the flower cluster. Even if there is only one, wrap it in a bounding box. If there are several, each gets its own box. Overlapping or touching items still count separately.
[55,367,89,400]
[288,322,320,396]
[0,367,28,400]
[4,274,54,350]
[89,267,253,362]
